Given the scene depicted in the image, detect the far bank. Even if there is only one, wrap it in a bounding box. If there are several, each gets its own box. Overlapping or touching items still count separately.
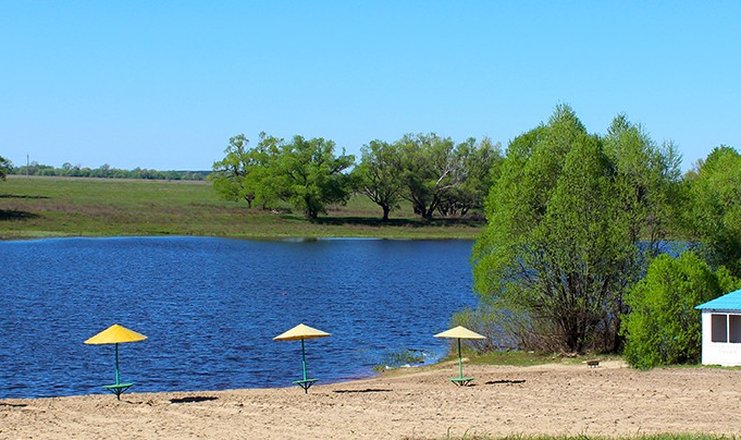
[0,176,484,240]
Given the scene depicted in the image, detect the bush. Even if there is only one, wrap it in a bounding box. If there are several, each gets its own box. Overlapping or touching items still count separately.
[621,252,738,369]
[450,302,517,352]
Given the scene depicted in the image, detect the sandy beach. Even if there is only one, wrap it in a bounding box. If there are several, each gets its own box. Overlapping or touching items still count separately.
[1,360,739,439]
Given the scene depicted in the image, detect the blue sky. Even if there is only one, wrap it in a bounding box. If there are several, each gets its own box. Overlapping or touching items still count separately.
[1,1,739,171]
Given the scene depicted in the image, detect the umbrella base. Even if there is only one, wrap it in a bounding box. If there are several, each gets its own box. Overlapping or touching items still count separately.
[293,378,318,393]
[103,382,134,400]
[450,377,474,387]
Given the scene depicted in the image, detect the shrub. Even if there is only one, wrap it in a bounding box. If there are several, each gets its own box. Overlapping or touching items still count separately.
[621,252,738,369]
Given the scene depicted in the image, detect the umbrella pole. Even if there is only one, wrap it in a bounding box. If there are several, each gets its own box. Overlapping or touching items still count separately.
[115,343,121,385]
[301,338,308,379]
[457,338,463,380]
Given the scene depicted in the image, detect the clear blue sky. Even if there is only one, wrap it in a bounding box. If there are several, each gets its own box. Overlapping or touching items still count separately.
[1,1,739,171]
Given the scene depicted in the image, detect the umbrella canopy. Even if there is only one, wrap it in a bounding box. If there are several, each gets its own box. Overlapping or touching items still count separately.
[274,323,331,341]
[274,323,330,393]
[434,326,486,340]
[85,324,148,345]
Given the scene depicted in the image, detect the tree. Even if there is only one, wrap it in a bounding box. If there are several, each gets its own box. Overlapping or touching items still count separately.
[210,134,258,208]
[472,106,680,353]
[0,156,11,180]
[600,115,683,349]
[604,115,683,255]
[273,135,355,219]
[621,252,738,369]
[437,137,502,217]
[398,133,461,220]
[210,133,283,209]
[685,146,741,277]
[353,140,404,221]
[210,133,355,218]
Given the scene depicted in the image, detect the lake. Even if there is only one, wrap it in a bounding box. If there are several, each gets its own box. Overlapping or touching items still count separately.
[0,237,477,398]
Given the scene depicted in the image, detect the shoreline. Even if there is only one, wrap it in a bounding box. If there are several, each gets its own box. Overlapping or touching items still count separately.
[0,347,450,401]
[2,361,740,439]
[0,233,478,243]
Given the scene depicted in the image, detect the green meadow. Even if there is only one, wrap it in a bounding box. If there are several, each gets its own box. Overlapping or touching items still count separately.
[0,176,484,240]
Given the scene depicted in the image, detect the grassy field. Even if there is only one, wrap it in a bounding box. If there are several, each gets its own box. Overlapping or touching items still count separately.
[0,176,484,240]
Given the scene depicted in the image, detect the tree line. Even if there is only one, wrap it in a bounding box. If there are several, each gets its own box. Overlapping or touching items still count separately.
[210,133,502,220]
[465,105,740,368]
[5,161,208,181]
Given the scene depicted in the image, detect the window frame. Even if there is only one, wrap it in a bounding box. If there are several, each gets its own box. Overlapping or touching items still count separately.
[710,313,741,344]
[711,314,728,343]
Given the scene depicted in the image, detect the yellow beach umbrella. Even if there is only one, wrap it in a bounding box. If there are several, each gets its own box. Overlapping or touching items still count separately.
[85,324,147,400]
[434,325,486,386]
[274,323,330,393]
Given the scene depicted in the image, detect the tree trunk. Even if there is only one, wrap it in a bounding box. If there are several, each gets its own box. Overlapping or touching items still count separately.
[423,205,435,221]
[382,205,390,222]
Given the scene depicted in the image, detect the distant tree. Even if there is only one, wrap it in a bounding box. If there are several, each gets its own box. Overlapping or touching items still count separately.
[0,156,11,180]
[210,134,258,208]
[353,140,404,221]
[437,137,502,217]
[398,133,461,220]
[273,136,355,219]
[621,252,738,369]
[685,146,741,277]
[210,133,287,208]
[244,134,287,210]
[210,133,354,217]
[96,164,112,178]
[13,160,205,180]
[473,106,681,353]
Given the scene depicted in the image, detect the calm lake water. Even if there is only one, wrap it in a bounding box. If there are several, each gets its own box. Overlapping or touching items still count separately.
[0,237,476,398]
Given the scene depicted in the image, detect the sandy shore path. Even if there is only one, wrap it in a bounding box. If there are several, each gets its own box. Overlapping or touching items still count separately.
[1,361,740,439]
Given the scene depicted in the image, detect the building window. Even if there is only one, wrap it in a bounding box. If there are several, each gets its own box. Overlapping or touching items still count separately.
[711,314,728,343]
[730,315,741,343]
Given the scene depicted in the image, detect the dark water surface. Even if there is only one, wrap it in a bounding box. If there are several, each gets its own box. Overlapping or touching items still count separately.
[0,237,476,398]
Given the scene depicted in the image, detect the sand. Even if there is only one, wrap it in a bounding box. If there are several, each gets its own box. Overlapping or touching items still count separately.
[1,360,740,439]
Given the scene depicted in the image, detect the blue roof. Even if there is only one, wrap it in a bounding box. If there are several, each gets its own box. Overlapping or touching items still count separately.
[696,289,741,311]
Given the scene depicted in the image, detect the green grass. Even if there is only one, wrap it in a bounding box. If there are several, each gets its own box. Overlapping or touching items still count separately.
[466,350,571,367]
[436,348,623,367]
[0,176,484,240]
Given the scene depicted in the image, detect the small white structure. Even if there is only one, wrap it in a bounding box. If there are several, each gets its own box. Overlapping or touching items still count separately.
[695,289,741,366]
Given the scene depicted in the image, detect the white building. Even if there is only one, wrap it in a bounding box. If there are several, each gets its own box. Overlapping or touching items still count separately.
[695,289,741,366]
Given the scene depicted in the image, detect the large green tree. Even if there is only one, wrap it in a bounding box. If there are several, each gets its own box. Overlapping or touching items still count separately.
[210,133,283,209]
[210,134,257,207]
[273,135,355,219]
[621,252,738,369]
[398,133,458,220]
[353,140,404,221]
[437,137,502,217]
[685,146,741,277]
[473,106,681,353]
[397,133,498,220]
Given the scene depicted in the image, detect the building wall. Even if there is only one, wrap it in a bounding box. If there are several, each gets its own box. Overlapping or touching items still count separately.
[701,311,741,366]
